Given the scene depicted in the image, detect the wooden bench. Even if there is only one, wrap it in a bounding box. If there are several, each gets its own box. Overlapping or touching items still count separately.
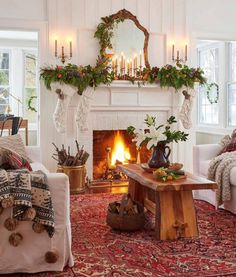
[118,164,217,240]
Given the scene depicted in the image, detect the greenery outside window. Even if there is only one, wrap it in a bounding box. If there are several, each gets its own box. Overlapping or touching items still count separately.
[0,51,10,114]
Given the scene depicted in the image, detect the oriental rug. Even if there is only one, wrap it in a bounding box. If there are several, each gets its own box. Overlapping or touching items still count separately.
[10,193,236,277]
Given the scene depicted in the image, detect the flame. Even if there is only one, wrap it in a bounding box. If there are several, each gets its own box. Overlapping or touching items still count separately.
[111,131,131,165]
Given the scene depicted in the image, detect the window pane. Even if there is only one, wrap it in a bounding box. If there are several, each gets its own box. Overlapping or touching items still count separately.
[231,42,236,82]
[25,54,36,87]
[0,70,9,86]
[198,43,219,125]
[24,51,38,125]
[228,83,236,126]
[0,52,9,69]
[24,88,37,124]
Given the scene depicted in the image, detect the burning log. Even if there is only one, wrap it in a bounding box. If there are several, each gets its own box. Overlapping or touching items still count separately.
[52,141,89,166]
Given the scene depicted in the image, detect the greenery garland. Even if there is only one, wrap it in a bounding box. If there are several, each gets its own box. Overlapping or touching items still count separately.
[40,63,207,94]
[40,58,113,95]
[40,13,208,94]
[94,15,124,57]
[205,82,219,104]
[27,95,37,112]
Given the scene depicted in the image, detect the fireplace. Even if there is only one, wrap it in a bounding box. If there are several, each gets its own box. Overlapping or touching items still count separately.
[92,129,150,183]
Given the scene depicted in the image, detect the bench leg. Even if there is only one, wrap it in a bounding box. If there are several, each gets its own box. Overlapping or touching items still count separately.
[155,190,199,240]
[128,178,145,205]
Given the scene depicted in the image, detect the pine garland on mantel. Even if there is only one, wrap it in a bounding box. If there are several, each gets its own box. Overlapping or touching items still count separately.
[40,63,207,95]
[40,12,207,94]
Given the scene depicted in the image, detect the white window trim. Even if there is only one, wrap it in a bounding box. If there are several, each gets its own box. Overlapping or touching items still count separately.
[0,46,38,131]
[23,49,38,131]
[196,40,236,133]
[197,42,221,127]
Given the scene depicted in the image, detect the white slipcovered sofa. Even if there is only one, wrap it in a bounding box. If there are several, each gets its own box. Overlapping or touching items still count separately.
[193,144,236,214]
[0,146,74,274]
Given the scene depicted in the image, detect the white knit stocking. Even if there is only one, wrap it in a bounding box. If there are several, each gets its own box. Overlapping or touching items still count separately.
[51,83,77,133]
[76,86,95,131]
[179,89,195,129]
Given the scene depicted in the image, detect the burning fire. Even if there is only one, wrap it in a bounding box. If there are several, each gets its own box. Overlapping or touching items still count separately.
[111,131,131,166]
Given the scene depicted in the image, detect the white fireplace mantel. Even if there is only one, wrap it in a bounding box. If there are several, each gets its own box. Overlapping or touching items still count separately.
[68,83,188,179]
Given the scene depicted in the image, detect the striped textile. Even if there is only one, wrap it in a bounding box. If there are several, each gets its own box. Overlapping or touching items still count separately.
[0,169,55,237]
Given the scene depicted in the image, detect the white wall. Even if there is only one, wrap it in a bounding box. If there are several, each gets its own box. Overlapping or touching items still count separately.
[0,0,235,170]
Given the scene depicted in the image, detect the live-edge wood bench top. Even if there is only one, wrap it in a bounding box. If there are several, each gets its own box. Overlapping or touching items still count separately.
[117,164,217,192]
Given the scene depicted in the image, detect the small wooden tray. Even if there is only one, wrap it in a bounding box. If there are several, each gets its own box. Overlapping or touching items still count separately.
[140,163,157,173]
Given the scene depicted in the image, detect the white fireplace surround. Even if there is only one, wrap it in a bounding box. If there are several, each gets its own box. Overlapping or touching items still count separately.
[64,81,186,179]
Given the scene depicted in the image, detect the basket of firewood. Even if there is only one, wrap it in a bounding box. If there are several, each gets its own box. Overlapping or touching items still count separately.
[106,194,145,231]
[52,140,89,194]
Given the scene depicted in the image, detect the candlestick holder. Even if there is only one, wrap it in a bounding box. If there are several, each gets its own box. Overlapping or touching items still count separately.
[55,40,72,64]
[172,44,187,66]
[121,67,125,79]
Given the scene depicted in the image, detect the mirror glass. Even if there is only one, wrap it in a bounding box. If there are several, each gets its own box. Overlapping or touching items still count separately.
[111,20,145,65]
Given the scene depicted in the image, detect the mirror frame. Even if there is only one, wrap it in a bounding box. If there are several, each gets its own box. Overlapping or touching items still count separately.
[96,9,150,69]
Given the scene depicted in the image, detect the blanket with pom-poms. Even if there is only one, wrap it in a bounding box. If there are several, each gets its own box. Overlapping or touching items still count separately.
[0,169,55,237]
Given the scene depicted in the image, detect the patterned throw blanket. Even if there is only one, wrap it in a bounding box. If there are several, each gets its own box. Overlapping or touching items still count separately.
[0,169,55,237]
[208,151,236,206]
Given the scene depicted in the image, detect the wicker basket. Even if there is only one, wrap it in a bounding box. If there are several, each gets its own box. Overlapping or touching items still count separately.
[106,194,145,231]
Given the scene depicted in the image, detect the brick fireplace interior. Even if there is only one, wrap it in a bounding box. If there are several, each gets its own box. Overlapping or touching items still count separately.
[93,130,151,182]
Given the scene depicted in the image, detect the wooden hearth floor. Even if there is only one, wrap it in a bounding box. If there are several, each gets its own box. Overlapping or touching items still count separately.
[85,181,128,194]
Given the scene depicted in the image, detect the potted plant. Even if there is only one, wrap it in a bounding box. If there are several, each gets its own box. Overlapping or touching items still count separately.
[127,115,188,168]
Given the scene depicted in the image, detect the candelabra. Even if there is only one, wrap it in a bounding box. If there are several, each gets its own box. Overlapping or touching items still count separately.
[172,44,188,65]
[55,40,72,64]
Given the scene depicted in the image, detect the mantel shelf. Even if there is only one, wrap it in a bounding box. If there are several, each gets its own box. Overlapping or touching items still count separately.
[100,80,160,89]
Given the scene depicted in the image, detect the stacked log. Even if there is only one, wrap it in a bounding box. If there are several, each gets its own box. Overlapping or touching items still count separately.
[52,140,89,166]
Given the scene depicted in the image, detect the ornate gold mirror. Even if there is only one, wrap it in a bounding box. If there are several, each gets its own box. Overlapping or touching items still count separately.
[95,9,150,77]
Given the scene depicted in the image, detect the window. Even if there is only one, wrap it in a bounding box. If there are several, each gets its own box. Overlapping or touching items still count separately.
[198,43,219,125]
[23,51,38,127]
[228,42,236,126]
[0,51,10,114]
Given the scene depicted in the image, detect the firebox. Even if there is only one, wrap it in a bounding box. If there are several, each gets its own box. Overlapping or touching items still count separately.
[92,130,150,183]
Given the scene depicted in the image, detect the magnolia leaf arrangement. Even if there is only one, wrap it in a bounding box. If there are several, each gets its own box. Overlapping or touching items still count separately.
[127,114,189,150]
[40,12,207,95]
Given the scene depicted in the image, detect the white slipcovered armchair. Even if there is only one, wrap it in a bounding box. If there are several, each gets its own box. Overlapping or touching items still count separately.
[193,144,236,214]
[0,146,74,274]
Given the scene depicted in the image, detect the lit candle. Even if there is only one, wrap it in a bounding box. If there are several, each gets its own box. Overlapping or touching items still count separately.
[62,46,64,56]
[185,44,188,61]
[127,59,129,75]
[129,60,132,75]
[69,41,72,57]
[139,50,142,68]
[133,53,137,69]
[55,40,58,57]
[119,58,122,75]
[172,44,175,60]
[112,58,115,70]
[115,56,118,76]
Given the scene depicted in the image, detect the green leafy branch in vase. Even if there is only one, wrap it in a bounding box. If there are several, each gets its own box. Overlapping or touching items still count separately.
[127,114,188,150]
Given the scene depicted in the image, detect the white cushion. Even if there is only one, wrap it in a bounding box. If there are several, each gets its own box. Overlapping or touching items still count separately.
[30,162,50,174]
[199,160,236,186]
[199,160,211,176]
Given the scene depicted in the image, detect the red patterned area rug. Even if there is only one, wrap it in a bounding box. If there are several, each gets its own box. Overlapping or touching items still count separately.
[8,193,236,277]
